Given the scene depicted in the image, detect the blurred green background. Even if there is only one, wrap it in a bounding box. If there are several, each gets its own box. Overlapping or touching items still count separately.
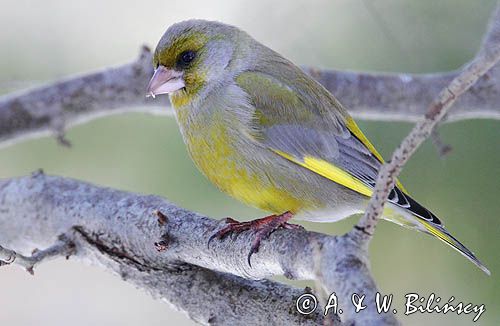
[0,0,498,325]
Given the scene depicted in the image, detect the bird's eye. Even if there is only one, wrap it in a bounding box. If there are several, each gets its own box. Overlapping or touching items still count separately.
[179,50,196,66]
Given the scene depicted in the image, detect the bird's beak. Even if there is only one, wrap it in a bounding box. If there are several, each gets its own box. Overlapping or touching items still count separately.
[146,66,185,98]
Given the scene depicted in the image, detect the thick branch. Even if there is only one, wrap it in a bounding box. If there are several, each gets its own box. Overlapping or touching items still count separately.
[0,173,399,325]
[2,5,499,325]
[1,38,499,148]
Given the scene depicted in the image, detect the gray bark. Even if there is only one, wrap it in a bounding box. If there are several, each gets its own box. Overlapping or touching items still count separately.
[1,43,499,149]
[1,3,499,325]
[2,174,390,325]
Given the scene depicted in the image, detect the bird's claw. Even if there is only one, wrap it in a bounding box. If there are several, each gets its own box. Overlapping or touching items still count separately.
[207,211,301,266]
[207,217,251,247]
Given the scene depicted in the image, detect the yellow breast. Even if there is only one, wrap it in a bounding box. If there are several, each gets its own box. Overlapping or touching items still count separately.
[176,109,305,214]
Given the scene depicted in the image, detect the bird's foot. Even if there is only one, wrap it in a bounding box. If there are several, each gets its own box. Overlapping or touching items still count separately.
[208,211,302,266]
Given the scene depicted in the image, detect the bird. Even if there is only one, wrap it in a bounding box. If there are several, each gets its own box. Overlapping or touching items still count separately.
[146,19,489,274]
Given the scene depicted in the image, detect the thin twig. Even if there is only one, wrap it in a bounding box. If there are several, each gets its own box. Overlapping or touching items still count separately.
[355,3,500,238]
[0,236,75,275]
[0,4,498,326]
[430,127,453,158]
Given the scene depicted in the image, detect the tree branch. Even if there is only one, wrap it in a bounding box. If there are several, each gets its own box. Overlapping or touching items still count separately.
[355,2,500,246]
[1,4,499,325]
[0,235,75,275]
[0,173,403,325]
[1,28,499,148]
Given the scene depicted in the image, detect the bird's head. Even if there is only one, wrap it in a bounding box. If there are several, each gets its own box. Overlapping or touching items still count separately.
[147,20,243,107]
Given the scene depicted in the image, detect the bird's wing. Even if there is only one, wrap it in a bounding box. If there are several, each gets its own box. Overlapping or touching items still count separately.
[236,69,491,274]
[235,70,417,213]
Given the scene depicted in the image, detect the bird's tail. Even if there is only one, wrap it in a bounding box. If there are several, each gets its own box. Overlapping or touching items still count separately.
[385,188,490,275]
[418,218,490,275]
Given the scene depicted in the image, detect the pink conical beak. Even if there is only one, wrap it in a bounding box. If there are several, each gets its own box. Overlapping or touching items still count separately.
[146,66,185,98]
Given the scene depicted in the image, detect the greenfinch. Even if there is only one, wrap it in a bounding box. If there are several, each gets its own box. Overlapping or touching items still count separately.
[147,20,488,274]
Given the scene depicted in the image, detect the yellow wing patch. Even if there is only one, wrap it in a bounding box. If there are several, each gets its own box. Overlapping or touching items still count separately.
[272,149,373,197]
[345,117,385,163]
[345,117,408,194]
